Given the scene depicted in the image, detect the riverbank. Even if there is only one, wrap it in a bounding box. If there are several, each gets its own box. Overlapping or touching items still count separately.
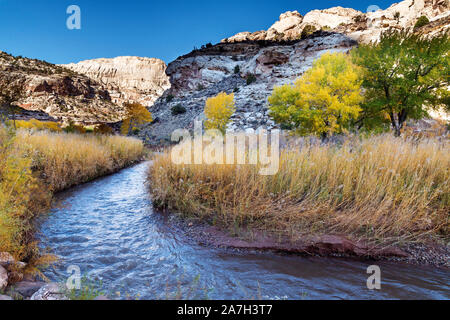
[161,211,449,268]
[148,134,449,267]
[0,126,146,285]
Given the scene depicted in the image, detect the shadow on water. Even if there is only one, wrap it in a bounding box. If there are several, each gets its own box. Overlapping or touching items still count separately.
[38,162,450,300]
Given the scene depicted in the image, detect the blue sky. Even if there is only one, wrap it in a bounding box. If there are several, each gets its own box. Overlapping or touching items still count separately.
[0,0,397,64]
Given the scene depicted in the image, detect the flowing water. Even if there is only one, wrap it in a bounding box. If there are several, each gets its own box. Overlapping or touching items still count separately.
[38,162,449,300]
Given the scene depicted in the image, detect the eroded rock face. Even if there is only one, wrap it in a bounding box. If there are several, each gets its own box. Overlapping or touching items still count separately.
[0,52,126,124]
[141,33,357,145]
[64,56,170,107]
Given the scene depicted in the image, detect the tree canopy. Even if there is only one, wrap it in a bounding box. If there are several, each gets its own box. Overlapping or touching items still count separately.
[351,29,449,136]
[204,92,236,134]
[269,52,363,139]
[121,102,152,135]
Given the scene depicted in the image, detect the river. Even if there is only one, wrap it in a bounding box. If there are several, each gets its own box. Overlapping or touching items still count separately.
[38,162,450,300]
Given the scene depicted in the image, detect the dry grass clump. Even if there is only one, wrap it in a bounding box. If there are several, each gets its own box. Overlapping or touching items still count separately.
[17,131,144,191]
[148,134,449,244]
[0,127,52,265]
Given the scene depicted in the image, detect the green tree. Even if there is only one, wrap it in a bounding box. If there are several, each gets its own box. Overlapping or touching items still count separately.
[351,30,449,136]
[269,52,363,139]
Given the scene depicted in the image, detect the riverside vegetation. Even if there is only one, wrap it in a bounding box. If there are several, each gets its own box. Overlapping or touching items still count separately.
[149,135,449,245]
[0,124,145,275]
[148,30,449,250]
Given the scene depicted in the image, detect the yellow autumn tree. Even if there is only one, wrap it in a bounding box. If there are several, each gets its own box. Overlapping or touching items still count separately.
[121,102,152,135]
[204,92,236,134]
[269,52,363,139]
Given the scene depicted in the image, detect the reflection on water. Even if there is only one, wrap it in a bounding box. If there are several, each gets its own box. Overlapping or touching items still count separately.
[38,162,450,300]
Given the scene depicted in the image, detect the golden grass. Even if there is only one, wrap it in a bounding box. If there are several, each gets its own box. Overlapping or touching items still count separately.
[16,130,144,191]
[148,134,449,244]
[0,126,145,271]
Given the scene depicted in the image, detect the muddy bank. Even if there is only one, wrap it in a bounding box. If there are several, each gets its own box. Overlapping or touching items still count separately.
[161,211,449,269]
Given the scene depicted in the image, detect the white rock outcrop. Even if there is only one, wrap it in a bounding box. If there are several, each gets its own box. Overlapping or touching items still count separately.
[222,0,450,43]
[64,56,170,107]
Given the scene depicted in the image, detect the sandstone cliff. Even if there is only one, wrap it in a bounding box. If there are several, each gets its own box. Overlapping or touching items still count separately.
[0,51,126,124]
[63,56,170,107]
[222,0,449,43]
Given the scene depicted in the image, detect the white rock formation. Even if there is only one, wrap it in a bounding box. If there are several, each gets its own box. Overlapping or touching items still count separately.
[64,56,170,107]
[222,0,450,43]
[302,7,362,29]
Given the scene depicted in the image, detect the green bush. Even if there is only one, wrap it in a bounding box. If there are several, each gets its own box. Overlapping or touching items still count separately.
[234,65,240,74]
[166,94,174,103]
[246,74,256,85]
[301,25,317,39]
[414,16,429,29]
[171,104,187,116]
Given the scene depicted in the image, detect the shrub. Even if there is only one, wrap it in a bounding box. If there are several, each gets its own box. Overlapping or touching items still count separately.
[234,65,240,74]
[166,94,174,102]
[197,84,205,91]
[354,15,366,23]
[246,74,256,85]
[300,25,317,39]
[14,119,62,132]
[171,104,187,116]
[94,123,114,134]
[204,92,236,134]
[414,16,429,29]
[0,126,52,264]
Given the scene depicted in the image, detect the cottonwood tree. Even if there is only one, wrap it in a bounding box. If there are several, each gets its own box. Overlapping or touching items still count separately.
[204,92,236,134]
[121,102,153,135]
[351,29,449,136]
[269,52,363,140]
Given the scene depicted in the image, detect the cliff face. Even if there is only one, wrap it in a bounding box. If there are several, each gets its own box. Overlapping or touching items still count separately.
[222,0,449,43]
[141,33,357,145]
[140,0,449,145]
[0,52,126,124]
[63,56,170,107]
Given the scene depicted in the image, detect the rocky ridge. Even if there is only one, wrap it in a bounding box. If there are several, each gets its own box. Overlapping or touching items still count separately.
[63,56,170,107]
[222,0,450,43]
[0,51,128,124]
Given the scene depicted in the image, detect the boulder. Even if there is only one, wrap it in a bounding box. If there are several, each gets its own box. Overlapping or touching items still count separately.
[7,281,47,299]
[7,271,24,284]
[0,266,8,291]
[30,283,69,301]
[0,252,15,268]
